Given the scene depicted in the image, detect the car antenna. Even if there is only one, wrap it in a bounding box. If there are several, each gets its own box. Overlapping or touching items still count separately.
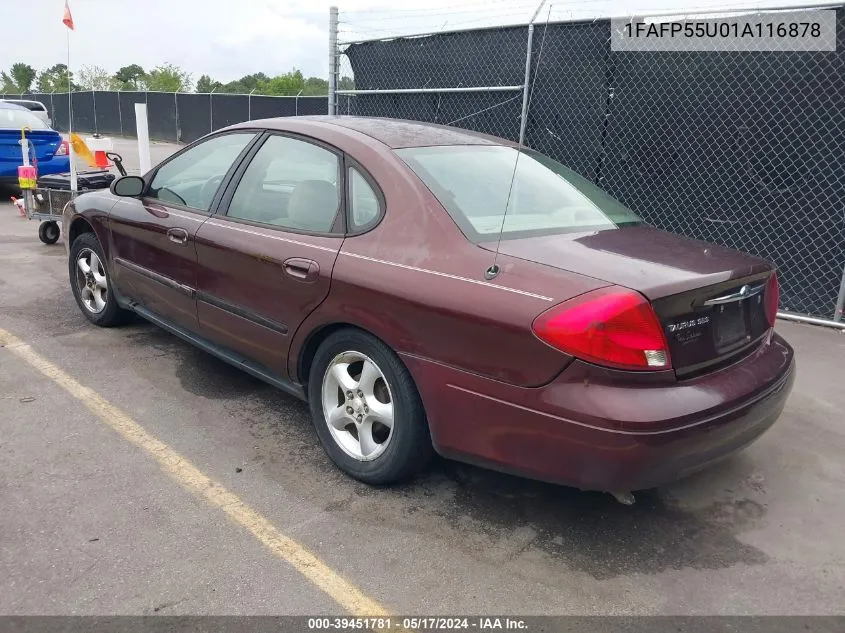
[485,1,552,281]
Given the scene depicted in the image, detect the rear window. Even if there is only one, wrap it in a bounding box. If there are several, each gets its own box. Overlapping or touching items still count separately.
[0,107,49,130]
[3,100,47,112]
[396,145,642,242]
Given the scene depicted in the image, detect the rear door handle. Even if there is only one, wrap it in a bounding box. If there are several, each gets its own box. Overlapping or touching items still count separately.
[283,258,320,283]
[167,227,189,246]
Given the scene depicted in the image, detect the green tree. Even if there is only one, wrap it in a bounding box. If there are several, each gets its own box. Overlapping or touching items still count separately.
[145,63,192,92]
[113,64,146,90]
[256,69,305,96]
[0,74,16,94]
[35,64,74,92]
[196,74,222,93]
[338,75,355,90]
[302,76,328,96]
[77,65,113,90]
[2,63,37,93]
[214,73,269,94]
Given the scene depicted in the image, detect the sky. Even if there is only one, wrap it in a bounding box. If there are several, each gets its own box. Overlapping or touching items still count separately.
[0,0,825,84]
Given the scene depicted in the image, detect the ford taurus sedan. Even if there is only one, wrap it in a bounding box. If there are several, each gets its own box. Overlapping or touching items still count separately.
[62,116,795,493]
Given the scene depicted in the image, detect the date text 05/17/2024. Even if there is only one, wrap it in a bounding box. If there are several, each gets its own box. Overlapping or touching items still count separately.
[307,617,528,630]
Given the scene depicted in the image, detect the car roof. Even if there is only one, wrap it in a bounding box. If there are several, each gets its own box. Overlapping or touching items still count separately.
[2,99,46,108]
[0,101,29,111]
[251,116,517,149]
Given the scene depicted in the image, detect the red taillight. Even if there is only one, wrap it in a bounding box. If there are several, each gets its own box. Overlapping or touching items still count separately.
[55,140,69,156]
[532,286,672,371]
[764,273,779,327]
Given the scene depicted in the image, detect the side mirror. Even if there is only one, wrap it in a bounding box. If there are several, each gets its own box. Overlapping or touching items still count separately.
[112,175,145,197]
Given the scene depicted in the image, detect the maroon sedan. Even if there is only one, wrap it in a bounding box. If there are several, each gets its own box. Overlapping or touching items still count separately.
[62,117,795,494]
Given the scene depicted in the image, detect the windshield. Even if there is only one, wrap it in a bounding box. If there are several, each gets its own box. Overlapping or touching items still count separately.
[396,145,642,242]
[0,107,49,130]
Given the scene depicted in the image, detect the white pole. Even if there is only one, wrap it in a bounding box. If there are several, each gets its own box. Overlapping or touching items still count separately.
[135,103,152,174]
[67,28,77,192]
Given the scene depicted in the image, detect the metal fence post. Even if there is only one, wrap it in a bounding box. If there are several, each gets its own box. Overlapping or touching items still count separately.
[519,2,546,145]
[835,262,845,322]
[92,88,98,134]
[248,88,256,120]
[117,89,123,137]
[328,6,339,115]
[174,91,179,142]
[518,23,535,146]
[210,90,214,132]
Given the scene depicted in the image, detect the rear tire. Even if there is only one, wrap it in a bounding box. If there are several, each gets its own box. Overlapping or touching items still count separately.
[308,328,433,484]
[38,221,60,244]
[69,232,130,327]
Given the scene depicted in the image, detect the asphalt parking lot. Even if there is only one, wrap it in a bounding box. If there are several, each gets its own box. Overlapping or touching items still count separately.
[1,138,843,615]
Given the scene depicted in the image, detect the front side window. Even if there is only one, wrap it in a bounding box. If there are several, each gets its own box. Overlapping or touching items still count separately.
[396,145,642,242]
[226,135,341,233]
[147,132,255,212]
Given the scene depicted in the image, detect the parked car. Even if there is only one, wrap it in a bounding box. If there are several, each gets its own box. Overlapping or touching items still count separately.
[62,117,795,493]
[0,98,52,127]
[0,102,69,187]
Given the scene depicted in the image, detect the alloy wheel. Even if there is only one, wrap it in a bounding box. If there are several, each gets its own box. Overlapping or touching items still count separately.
[321,351,394,461]
[75,248,108,314]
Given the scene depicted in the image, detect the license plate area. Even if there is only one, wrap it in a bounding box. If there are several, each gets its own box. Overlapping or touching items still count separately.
[714,300,749,350]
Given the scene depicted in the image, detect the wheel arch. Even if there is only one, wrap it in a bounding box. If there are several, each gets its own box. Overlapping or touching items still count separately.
[294,319,422,394]
[296,321,372,386]
[68,216,95,246]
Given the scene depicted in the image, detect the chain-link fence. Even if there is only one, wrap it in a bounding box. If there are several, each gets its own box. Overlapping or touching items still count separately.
[0,91,329,144]
[334,5,845,324]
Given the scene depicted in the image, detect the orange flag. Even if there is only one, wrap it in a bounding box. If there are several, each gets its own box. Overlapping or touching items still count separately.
[63,1,74,30]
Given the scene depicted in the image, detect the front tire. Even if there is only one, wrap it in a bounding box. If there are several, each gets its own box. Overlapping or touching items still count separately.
[308,328,433,484]
[69,232,130,327]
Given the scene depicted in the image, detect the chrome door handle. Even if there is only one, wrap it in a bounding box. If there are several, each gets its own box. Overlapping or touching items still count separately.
[167,227,189,246]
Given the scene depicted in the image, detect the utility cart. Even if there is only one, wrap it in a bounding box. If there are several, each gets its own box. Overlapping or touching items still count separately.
[19,152,126,244]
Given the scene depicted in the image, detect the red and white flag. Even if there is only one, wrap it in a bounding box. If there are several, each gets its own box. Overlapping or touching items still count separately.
[62,1,74,30]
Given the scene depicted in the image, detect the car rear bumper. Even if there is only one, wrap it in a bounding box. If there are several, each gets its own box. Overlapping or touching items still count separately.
[402,332,795,491]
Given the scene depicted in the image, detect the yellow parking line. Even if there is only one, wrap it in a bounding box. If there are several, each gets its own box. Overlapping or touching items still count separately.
[0,328,389,616]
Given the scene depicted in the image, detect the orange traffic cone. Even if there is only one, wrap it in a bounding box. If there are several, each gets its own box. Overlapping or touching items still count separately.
[94,150,110,168]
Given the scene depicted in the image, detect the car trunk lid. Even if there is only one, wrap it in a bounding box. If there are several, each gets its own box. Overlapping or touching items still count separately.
[487,225,776,376]
[0,129,61,163]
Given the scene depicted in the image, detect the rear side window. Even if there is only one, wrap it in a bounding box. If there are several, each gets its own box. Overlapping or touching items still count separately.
[226,135,341,233]
[0,107,48,130]
[396,145,642,242]
[348,167,380,230]
[147,132,255,212]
